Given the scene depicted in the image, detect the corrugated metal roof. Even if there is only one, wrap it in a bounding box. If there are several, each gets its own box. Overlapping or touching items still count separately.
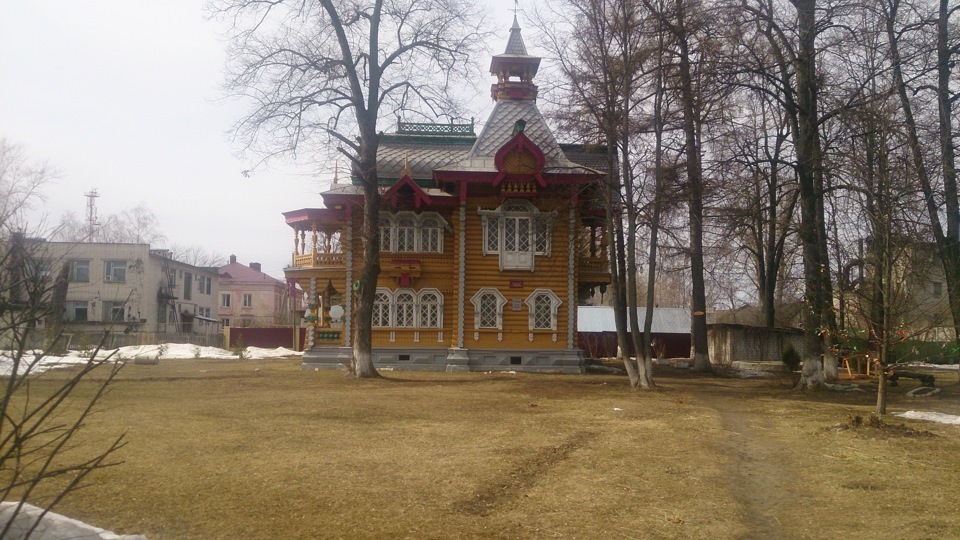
[577,306,690,334]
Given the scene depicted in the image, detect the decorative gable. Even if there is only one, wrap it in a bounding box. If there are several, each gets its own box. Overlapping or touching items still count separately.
[493,127,546,189]
[384,174,432,209]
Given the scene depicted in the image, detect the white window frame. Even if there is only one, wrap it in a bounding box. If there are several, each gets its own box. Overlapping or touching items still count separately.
[64,300,89,322]
[420,217,443,253]
[470,288,508,329]
[221,293,231,308]
[417,289,443,328]
[104,260,127,283]
[378,212,448,253]
[395,213,417,253]
[242,293,253,307]
[69,260,90,282]
[394,289,417,327]
[479,201,552,271]
[373,288,393,328]
[379,217,393,252]
[524,288,562,331]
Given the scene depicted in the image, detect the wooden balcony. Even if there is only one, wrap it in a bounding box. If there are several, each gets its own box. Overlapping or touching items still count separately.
[578,256,611,286]
[291,252,346,268]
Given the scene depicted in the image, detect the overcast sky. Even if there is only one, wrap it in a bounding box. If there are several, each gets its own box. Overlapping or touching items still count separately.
[1,0,523,279]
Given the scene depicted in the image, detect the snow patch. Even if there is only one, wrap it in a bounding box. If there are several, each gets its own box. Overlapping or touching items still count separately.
[905,362,959,371]
[0,501,145,539]
[893,411,960,425]
[0,344,303,376]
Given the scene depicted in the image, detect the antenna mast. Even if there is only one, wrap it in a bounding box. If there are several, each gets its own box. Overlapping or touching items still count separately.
[84,189,100,241]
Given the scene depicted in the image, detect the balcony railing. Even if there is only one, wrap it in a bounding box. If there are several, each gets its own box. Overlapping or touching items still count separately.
[578,257,609,274]
[292,252,345,268]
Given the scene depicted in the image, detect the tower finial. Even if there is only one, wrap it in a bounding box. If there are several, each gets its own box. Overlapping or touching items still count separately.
[332,162,339,185]
[401,152,412,178]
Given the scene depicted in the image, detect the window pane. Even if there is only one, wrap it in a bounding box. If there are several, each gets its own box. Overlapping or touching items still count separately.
[373,292,391,327]
[504,218,516,251]
[421,219,440,252]
[486,218,499,252]
[419,292,440,328]
[104,261,126,282]
[534,294,552,329]
[70,261,90,282]
[479,293,498,328]
[397,219,415,252]
[535,219,549,253]
[517,218,530,251]
[379,219,392,252]
[396,292,415,327]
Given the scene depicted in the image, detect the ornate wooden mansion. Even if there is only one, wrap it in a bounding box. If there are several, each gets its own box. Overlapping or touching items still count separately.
[283,20,610,372]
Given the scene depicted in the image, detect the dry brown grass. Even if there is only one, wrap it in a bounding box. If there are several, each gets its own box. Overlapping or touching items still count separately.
[18,360,960,539]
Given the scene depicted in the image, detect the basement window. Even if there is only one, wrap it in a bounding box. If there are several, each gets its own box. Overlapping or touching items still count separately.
[510,356,522,365]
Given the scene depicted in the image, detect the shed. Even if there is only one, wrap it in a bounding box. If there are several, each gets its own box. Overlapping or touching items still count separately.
[706,323,807,365]
[577,306,691,359]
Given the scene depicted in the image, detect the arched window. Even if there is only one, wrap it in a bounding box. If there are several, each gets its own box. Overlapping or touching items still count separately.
[420,218,441,253]
[525,289,562,330]
[396,216,416,252]
[373,289,392,327]
[394,290,416,327]
[379,218,392,252]
[471,288,507,329]
[418,290,442,328]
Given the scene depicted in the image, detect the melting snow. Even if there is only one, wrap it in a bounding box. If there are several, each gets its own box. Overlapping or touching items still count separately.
[0,343,302,376]
[893,411,960,425]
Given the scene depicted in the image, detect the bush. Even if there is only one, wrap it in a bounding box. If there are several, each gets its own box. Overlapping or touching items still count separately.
[782,345,801,371]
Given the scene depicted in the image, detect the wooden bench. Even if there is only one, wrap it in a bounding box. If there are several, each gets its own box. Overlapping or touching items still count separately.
[887,369,935,388]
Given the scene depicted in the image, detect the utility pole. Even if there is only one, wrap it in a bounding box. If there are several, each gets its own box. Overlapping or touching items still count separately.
[84,189,99,241]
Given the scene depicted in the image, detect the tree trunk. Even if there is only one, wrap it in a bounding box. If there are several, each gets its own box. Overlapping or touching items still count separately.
[675,0,711,373]
[640,54,668,389]
[793,0,825,389]
[352,184,382,378]
[605,140,638,386]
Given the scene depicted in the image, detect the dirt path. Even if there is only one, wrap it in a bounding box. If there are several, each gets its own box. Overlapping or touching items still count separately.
[691,385,804,539]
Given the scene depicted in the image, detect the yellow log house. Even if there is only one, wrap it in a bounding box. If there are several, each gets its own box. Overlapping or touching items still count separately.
[283,19,610,373]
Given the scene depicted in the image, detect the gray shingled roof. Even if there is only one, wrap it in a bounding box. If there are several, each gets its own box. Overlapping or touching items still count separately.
[377,142,471,180]
[560,144,609,173]
[438,99,583,173]
[504,15,527,55]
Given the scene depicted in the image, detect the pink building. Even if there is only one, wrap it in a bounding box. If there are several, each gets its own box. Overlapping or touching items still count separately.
[218,255,293,327]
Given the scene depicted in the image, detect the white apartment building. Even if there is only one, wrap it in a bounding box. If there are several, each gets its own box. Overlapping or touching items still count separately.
[38,242,220,339]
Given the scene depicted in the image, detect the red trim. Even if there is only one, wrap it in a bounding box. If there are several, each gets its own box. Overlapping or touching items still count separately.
[384,174,432,209]
[492,131,547,187]
[282,208,345,226]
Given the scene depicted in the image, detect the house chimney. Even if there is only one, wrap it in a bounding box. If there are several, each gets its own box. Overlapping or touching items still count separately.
[229,254,237,264]
[250,262,261,272]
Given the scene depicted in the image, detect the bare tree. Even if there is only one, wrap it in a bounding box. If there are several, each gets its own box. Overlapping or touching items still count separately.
[52,203,166,246]
[0,140,53,237]
[215,0,490,378]
[883,0,960,370]
[169,243,227,268]
[1,144,125,537]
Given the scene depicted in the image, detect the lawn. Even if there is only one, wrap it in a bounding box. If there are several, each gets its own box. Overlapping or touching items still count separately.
[19,359,960,539]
